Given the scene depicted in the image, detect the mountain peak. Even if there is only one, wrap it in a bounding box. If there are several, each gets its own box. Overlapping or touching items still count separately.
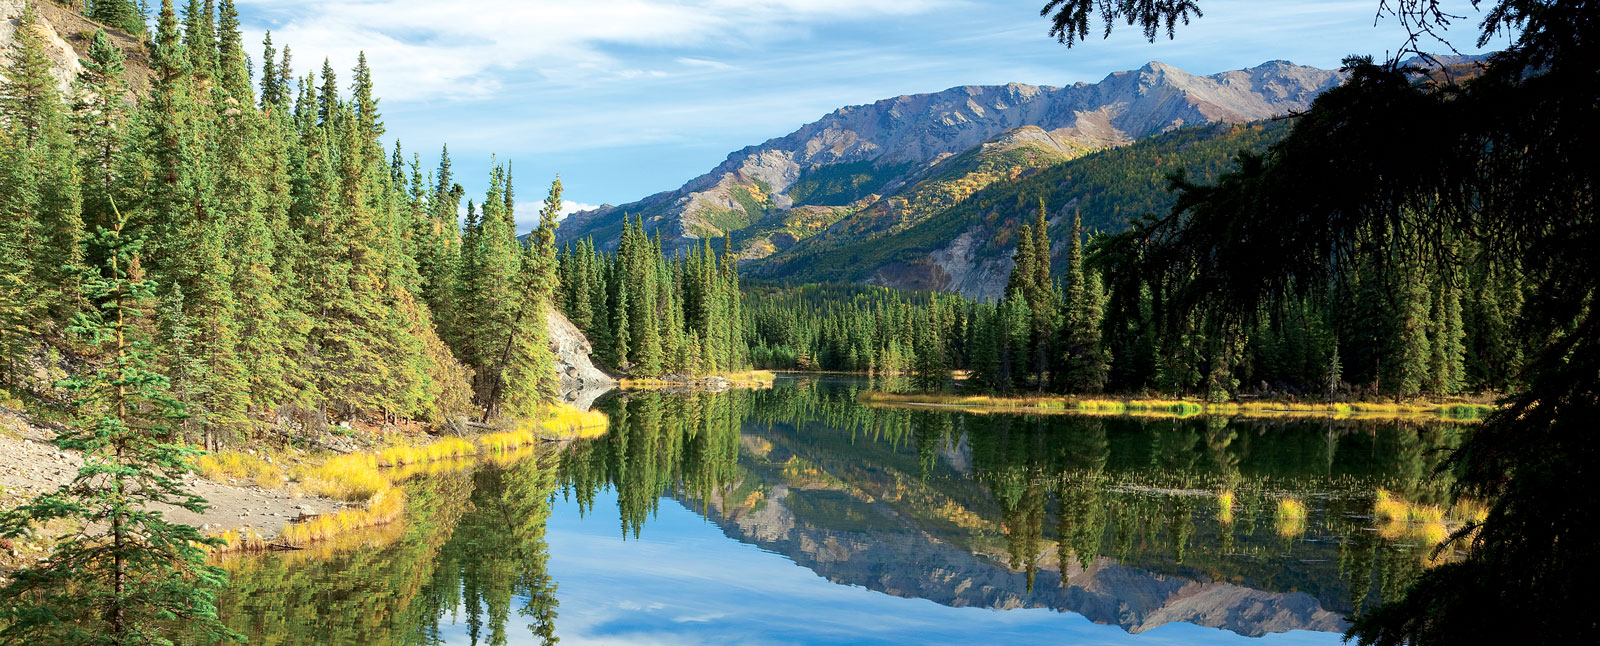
[557,59,1344,256]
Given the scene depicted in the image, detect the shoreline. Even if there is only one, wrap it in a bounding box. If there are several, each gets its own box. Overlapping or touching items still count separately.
[856,391,1496,421]
[1,404,609,565]
[618,370,778,390]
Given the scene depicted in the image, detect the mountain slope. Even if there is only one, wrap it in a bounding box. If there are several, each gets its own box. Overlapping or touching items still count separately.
[557,60,1342,257]
[751,121,1292,300]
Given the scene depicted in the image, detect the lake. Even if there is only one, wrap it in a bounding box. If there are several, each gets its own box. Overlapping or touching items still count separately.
[205,376,1469,645]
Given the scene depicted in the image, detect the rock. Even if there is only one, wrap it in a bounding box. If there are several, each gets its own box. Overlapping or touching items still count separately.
[547,309,616,410]
[0,1,85,97]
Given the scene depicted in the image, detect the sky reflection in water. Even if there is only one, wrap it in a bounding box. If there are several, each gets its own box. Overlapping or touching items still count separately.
[510,486,1339,646]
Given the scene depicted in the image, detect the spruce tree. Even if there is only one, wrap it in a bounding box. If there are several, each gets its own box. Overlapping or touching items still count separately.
[1443,282,1466,393]
[1394,268,1432,398]
[0,219,236,645]
[180,0,217,81]
[258,31,281,109]
[1427,283,1450,395]
[89,0,147,36]
[1,2,85,321]
[73,30,133,240]
[1059,211,1108,392]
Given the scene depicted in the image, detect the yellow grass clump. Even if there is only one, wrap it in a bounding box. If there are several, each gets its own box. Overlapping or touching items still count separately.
[857,390,1496,421]
[1369,490,1490,564]
[1419,521,1451,546]
[1275,498,1309,538]
[279,487,406,547]
[375,437,475,466]
[536,403,610,438]
[1409,503,1446,524]
[723,370,778,385]
[1218,490,1235,524]
[1452,498,1491,525]
[298,453,387,502]
[479,428,539,453]
[202,527,268,554]
[1374,489,1411,522]
[194,451,286,489]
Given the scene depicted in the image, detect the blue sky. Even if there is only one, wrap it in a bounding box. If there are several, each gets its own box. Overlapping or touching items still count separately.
[230,1,1505,233]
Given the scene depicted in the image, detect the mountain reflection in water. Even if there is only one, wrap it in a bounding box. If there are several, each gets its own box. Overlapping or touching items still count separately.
[207,377,1466,645]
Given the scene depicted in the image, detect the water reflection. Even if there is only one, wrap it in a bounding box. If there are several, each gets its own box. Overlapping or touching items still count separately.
[209,377,1470,644]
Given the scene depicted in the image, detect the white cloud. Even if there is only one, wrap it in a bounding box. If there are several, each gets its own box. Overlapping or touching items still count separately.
[559,199,599,218]
[237,0,950,102]
[674,57,737,71]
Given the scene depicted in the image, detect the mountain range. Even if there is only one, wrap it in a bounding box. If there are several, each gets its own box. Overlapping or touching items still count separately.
[557,59,1344,298]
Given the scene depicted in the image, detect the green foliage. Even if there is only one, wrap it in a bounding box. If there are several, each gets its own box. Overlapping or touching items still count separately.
[88,0,148,36]
[557,224,746,377]
[785,160,910,206]
[0,220,237,645]
[1077,2,1598,638]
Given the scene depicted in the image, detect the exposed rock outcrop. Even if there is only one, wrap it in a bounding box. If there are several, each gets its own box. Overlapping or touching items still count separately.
[0,2,152,97]
[547,309,615,410]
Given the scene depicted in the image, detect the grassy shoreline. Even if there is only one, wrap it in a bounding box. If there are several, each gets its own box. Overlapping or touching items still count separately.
[857,391,1496,421]
[207,404,608,554]
[619,370,777,389]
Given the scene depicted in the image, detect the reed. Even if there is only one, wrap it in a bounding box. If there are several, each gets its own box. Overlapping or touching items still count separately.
[279,488,406,547]
[1275,498,1309,538]
[194,451,286,489]
[536,403,610,439]
[859,390,1497,421]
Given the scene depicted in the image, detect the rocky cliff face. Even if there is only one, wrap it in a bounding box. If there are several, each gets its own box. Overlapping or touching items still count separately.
[0,2,151,97]
[1,1,83,94]
[547,309,615,410]
[557,60,1343,256]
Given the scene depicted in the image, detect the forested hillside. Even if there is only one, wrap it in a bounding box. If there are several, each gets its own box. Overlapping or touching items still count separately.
[749,121,1291,299]
[0,0,566,448]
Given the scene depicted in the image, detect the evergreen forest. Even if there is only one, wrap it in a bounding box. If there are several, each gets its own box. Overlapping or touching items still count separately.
[0,0,567,450]
[0,0,1593,645]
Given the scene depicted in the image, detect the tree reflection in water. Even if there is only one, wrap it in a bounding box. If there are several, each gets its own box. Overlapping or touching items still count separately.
[208,378,1476,644]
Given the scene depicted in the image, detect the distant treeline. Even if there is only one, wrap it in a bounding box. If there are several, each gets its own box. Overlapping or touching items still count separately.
[738,201,1529,400]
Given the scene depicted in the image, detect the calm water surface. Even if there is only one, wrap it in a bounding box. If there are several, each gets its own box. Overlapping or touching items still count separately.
[208,377,1466,645]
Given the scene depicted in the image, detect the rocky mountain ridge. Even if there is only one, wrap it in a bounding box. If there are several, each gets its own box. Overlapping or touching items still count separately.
[557,59,1344,257]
